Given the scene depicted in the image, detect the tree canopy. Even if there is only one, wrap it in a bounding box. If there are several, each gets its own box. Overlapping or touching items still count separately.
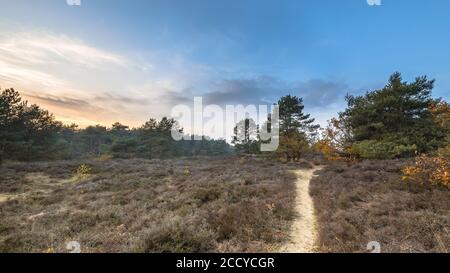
[276,95,319,161]
[278,95,319,136]
[340,72,448,158]
[0,88,232,162]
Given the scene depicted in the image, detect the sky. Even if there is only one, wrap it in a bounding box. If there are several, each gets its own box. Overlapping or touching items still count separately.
[0,0,449,135]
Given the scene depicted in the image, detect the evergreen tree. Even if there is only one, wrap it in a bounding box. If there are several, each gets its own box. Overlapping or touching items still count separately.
[341,72,447,158]
[232,118,259,154]
[278,95,319,137]
[276,95,319,160]
[0,88,63,161]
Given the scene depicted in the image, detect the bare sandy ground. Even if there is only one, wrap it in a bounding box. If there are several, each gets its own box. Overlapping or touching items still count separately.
[280,167,322,253]
[0,194,15,203]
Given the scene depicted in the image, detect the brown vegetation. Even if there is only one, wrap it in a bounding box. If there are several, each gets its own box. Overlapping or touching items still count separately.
[0,157,301,253]
[402,152,449,190]
[310,160,450,253]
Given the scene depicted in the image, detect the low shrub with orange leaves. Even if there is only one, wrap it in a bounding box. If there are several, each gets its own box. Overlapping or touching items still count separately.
[314,139,341,161]
[314,139,358,163]
[314,118,357,162]
[429,101,450,128]
[402,152,450,189]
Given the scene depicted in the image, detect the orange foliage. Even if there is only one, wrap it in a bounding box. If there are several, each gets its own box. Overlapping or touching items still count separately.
[402,153,450,190]
[315,118,354,161]
[429,101,450,128]
[315,139,341,161]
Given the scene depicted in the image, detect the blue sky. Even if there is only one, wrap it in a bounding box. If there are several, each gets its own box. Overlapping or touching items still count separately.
[0,0,449,130]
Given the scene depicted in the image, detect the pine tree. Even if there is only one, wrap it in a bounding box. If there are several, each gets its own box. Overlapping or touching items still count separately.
[276,95,318,161]
[278,95,319,137]
[341,72,447,158]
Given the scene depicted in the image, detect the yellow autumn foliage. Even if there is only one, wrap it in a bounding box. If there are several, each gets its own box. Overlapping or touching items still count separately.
[183,167,191,176]
[314,139,340,161]
[402,152,450,190]
[73,164,92,181]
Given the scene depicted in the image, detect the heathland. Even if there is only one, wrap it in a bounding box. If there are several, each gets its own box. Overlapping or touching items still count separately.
[1,72,449,253]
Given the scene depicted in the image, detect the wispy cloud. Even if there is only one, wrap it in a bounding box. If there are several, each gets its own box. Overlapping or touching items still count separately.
[0,59,68,89]
[0,30,349,129]
[0,30,216,125]
[20,92,112,126]
[23,93,93,109]
[0,31,128,68]
[0,30,133,100]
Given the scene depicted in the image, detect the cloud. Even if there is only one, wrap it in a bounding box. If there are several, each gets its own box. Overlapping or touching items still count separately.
[0,59,69,90]
[0,30,133,100]
[202,76,283,105]
[0,30,349,130]
[0,31,128,68]
[169,76,349,108]
[93,93,151,106]
[0,29,226,127]
[23,93,93,109]
[0,30,156,126]
[21,92,111,123]
[20,95,105,127]
[295,79,349,108]
[21,91,160,126]
[144,76,349,131]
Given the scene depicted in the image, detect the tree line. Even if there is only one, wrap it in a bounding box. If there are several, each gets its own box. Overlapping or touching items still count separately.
[318,72,449,160]
[233,72,449,161]
[0,88,231,162]
[1,72,449,162]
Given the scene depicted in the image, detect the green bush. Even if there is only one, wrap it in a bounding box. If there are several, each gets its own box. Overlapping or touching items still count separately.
[351,140,417,159]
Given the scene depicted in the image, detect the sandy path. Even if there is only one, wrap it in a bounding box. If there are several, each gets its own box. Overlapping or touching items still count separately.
[280,167,321,253]
[0,194,16,203]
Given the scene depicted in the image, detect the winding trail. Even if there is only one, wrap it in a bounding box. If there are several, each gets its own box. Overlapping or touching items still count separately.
[280,167,322,253]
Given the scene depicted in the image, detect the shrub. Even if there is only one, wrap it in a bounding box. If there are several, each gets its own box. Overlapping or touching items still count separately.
[134,217,216,253]
[314,139,356,162]
[73,164,92,181]
[277,131,310,161]
[183,167,191,176]
[314,118,355,162]
[311,160,450,252]
[430,101,450,128]
[402,153,450,189]
[193,187,221,203]
[352,140,417,159]
[314,139,336,161]
[0,157,296,253]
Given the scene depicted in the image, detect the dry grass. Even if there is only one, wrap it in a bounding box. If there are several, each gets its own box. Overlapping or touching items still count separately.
[310,160,450,253]
[0,157,299,253]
